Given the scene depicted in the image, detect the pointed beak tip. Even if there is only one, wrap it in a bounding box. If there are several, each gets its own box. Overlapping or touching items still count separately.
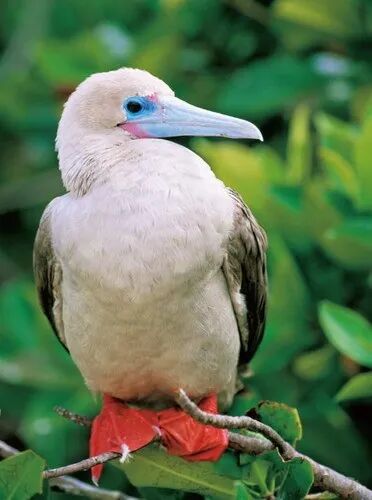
[237,120,263,142]
[250,124,263,142]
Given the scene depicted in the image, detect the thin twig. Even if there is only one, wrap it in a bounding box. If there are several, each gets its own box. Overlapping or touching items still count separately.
[54,406,92,427]
[50,476,135,500]
[305,495,336,499]
[0,440,131,499]
[176,390,372,500]
[43,452,121,479]
[0,440,18,458]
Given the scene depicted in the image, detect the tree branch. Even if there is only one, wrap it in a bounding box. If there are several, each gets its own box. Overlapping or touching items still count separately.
[4,393,371,500]
[0,440,133,499]
[175,389,292,458]
[56,396,372,499]
[43,452,121,479]
[175,390,372,500]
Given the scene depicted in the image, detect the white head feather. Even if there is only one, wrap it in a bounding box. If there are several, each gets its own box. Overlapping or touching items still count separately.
[56,68,174,194]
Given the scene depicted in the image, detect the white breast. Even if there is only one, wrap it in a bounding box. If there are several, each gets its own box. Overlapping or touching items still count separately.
[53,140,234,297]
[51,140,239,405]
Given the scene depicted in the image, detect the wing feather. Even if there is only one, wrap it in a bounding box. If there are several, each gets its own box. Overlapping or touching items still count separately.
[223,188,268,364]
[33,201,67,351]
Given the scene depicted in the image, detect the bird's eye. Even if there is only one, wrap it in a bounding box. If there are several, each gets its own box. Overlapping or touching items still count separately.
[126,100,143,114]
[123,96,156,121]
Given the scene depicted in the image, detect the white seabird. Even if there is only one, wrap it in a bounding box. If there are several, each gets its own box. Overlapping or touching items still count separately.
[33,68,267,476]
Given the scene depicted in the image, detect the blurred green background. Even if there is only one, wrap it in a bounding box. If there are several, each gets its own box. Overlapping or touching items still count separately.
[1,0,372,498]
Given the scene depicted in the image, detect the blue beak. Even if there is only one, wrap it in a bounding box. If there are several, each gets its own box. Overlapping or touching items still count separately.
[125,95,263,141]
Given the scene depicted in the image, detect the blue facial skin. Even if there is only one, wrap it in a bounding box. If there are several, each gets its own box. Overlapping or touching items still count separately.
[122,96,157,121]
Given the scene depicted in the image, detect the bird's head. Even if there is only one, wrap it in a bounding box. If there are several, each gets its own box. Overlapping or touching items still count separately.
[57,67,263,143]
[56,68,262,193]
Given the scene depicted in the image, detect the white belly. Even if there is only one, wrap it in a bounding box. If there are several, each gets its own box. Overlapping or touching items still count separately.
[62,269,239,406]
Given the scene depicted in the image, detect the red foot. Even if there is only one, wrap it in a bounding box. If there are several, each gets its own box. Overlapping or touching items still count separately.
[90,393,228,483]
[90,395,158,484]
[159,394,228,461]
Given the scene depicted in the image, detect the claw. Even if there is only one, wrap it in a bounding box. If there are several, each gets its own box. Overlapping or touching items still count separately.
[119,444,131,463]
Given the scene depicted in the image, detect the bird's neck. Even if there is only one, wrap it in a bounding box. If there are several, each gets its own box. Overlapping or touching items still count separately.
[57,128,131,196]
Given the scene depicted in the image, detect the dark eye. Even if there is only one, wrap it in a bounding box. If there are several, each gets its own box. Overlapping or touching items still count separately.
[126,100,143,114]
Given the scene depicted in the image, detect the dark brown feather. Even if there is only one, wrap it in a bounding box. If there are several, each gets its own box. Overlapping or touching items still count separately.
[33,203,68,351]
[223,188,268,364]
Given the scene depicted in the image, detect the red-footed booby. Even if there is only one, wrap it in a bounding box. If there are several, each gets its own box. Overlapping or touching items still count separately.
[33,68,267,482]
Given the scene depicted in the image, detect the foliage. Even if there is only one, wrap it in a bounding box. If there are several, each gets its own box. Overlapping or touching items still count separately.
[0,451,45,500]
[1,0,372,498]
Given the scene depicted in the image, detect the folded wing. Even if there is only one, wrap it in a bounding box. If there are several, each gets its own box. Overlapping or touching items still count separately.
[223,189,268,364]
[33,201,67,350]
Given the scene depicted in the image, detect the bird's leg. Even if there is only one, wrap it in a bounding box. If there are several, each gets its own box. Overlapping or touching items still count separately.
[89,395,159,484]
[157,393,229,461]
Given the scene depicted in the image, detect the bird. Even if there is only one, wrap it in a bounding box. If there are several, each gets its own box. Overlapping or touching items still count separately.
[33,68,267,483]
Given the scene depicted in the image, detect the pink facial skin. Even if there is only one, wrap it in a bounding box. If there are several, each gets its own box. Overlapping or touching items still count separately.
[119,122,151,138]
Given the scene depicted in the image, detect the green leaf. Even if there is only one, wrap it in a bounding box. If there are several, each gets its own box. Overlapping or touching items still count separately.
[319,148,359,201]
[336,372,372,402]
[239,450,313,499]
[120,445,235,498]
[0,450,45,500]
[293,346,336,381]
[217,56,323,119]
[286,104,311,185]
[273,0,362,50]
[36,32,121,85]
[303,180,343,244]
[266,186,312,251]
[319,301,372,367]
[214,452,242,480]
[321,218,372,269]
[314,112,357,165]
[255,401,302,445]
[138,487,186,500]
[234,481,253,500]
[192,139,269,215]
[228,392,260,417]
[243,459,271,493]
[355,116,372,210]
[276,457,313,500]
[252,236,312,374]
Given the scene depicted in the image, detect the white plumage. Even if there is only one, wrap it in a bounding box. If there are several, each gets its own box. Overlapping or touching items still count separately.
[34,68,267,410]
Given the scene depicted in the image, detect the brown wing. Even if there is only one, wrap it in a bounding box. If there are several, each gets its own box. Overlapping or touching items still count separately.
[223,188,268,365]
[33,201,67,351]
